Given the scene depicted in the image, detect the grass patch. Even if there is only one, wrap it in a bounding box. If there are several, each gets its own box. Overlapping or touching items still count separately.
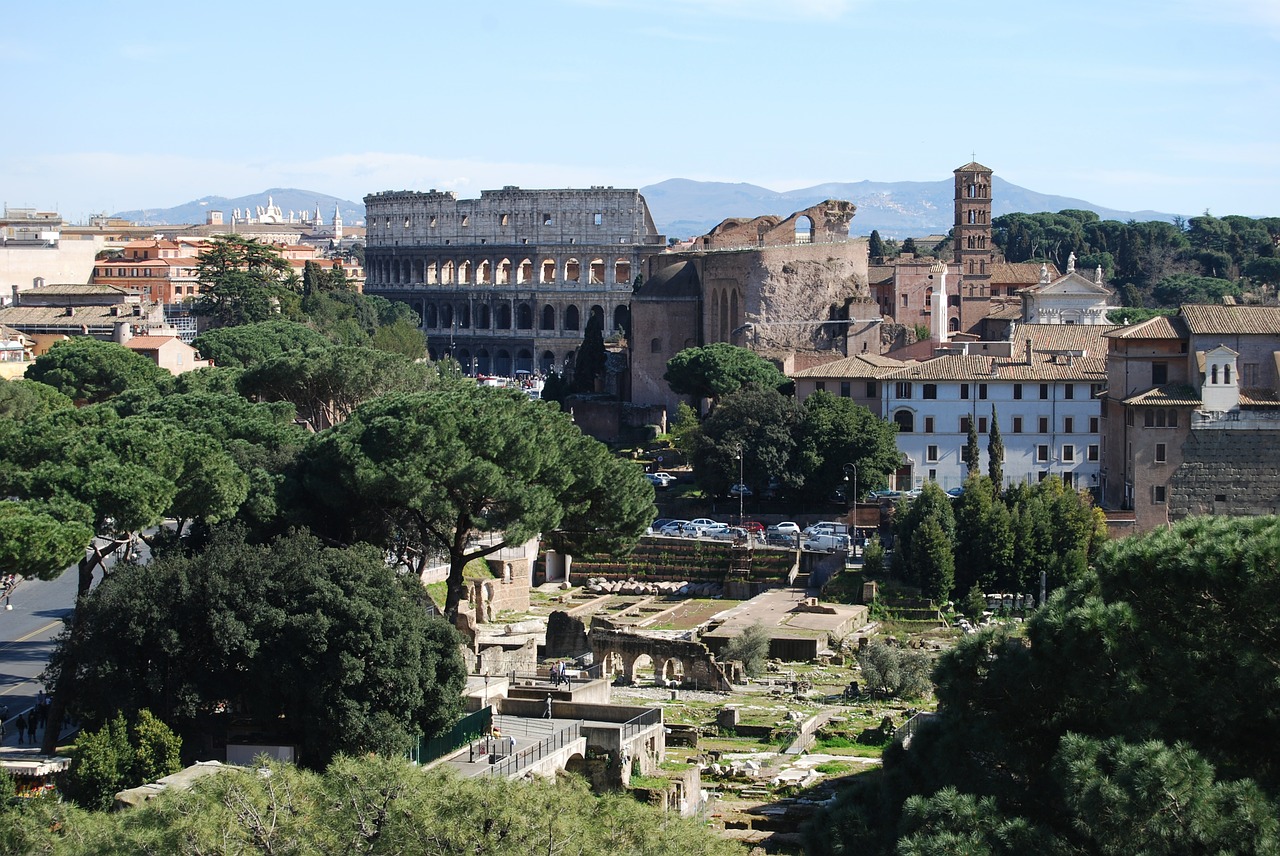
[630,773,670,790]
[815,761,854,775]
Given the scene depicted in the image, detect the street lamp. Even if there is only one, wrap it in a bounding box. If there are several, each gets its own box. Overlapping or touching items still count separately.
[737,446,745,526]
[843,462,857,539]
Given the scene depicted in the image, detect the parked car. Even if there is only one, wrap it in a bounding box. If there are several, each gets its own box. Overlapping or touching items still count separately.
[707,526,747,542]
[804,521,849,537]
[647,518,674,535]
[803,532,852,553]
[659,520,692,537]
[742,521,766,537]
[649,472,677,487]
[866,489,902,502]
[686,518,724,536]
[946,486,965,498]
[769,521,800,535]
[728,483,753,497]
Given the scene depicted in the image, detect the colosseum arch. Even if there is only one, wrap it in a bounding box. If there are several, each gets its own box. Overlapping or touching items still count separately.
[475,349,491,375]
[589,305,604,326]
[540,350,556,373]
[424,304,438,328]
[440,260,455,284]
[440,304,454,328]
[412,258,424,282]
[613,305,630,336]
[476,259,490,284]
[540,305,556,330]
[517,258,533,284]
[564,305,580,331]
[496,303,512,329]
[426,261,439,285]
[540,258,556,283]
[515,348,533,374]
[516,303,533,330]
[589,258,605,285]
[477,304,491,329]
[498,259,512,285]
[458,304,471,328]
[495,349,512,376]
[614,258,631,285]
[565,259,581,283]
[459,260,472,284]
[455,348,472,372]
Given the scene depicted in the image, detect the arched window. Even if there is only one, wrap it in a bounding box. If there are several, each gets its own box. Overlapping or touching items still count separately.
[564,305,580,331]
[476,260,490,284]
[458,304,471,328]
[426,261,438,285]
[496,304,512,329]
[477,304,491,329]
[1212,365,1219,384]
[1225,364,1232,384]
[541,305,556,330]
[424,304,438,328]
[440,260,454,284]
[516,303,533,330]
[440,304,453,328]
[565,259,581,283]
[498,259,512,285]
[590,305,604,327]
[893,410,915,433]
[949,317,960,332]
[540,259,556,283]
[614,258,631,285]
[515,349,533,374]
[589,258,605,284]
[540,351,556,373]
[495,349,512,377]
[459,260,473,284]
[475,349,491,375]
[650,337,662,353]
[517,259,533,284]
[613,305,629,336]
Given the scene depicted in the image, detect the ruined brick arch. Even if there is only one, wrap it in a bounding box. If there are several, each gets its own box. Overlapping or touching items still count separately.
[565,258,581,283]
[589,258,606,285]
[476,259,491,285]
[540,258,557,284]
[459,260,473,284]
[591,628,734,691]
[498,258,512,286]
[614,258,631,285]
[517,258,534,284]
[718,290,729,342]
[441,260,455,285]
[795,214,814,243]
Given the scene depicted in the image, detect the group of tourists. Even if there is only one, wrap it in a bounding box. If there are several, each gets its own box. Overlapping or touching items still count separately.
[4,690,51,746]
[549,661,572,687]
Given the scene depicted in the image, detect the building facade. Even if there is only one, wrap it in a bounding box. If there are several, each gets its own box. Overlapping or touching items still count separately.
[362,187,664,378]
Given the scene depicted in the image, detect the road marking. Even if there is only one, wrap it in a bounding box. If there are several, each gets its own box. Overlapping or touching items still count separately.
[0,620,62,655]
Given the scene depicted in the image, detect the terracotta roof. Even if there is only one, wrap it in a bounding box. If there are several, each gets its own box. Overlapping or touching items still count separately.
[1239,388,1280,407]
[1180,304,1280,336]
[123,336,181,349]
[1011,323,1119,354]
[867,265,895,285]
[0,306,132,326]
[989,260,1054,284]
[791,353,907,379]
[985,301,1023,321]
[23,283,127,296]
[884,352,1106,382]
[1105,315,1186,339]
[1121,384,1201,406]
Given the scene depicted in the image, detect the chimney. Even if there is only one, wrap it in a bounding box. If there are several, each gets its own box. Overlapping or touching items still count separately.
[1025,338,1033,366]
[65,306,75,317]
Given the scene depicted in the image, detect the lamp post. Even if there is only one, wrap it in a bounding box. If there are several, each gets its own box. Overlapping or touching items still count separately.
[737,446,745,526]
[843,462,857,540]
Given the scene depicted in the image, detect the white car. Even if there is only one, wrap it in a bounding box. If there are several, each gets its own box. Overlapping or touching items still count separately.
[686,518,723,536]
[769,521,800,535]
[659,520,692,537]
[649,472,677,487]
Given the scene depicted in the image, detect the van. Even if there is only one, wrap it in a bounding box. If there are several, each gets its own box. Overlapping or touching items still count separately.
[803,532,852,553]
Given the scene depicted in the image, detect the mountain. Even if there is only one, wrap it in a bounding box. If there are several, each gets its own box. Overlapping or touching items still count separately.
[113,188,365,227]
[639,177,1180,240]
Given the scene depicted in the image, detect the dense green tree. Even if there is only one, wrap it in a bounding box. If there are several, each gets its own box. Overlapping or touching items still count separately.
[862,535,885,575]
[869,229,887,260]
[986,406,1003,489]
[0,500,93,581]
[239,344,434,430]
[685,385,801,497]
[1152,272,1241,305]
[911,515,954,602]
[288,386,653,620]
[793,390,900,503]
[26,338,171,404]
[858,640,932,700]
[369,317,427,359]
[901,237,917,255]
[722,621,770,677]
[951,475,1006,595]
[47,528,466,768]
[0,377,73,420]
[194,235,294,327]
[572,312,608,393]
[193,319,331,369]
[1,756,739,853]
[891,482,954,582]
[63,710,182,811]
[664,342,787,411]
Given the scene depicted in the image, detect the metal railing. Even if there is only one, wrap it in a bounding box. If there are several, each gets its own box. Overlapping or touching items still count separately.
[487,721,582,777]
[411,706,492,765]
[894,711,938,748]
[620,708,662,742]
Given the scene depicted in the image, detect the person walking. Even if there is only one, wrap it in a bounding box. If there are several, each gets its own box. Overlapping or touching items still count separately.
[26,713,37,744]
[15,713,26,746]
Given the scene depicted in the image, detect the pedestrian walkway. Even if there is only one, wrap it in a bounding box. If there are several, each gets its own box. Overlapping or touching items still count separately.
[0,701,76,752]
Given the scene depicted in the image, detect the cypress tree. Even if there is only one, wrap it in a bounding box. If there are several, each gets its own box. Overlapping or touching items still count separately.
[964,417,980,476]
[987,406,1004,492]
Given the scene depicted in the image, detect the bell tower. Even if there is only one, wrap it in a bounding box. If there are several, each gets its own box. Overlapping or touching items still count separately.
[953,160,994,332]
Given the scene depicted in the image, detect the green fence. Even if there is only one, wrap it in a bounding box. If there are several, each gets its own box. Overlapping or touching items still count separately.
[410,706,493,766]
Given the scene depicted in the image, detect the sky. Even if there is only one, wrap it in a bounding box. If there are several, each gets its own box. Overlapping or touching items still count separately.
[3,0,1278,222]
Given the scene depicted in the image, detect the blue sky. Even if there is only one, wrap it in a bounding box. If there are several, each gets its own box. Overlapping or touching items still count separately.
[3,0,1277,222]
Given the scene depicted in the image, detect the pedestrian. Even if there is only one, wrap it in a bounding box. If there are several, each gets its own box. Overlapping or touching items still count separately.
[544,696,553,718]
[507,734,516,756]
[36,701,47,730]
[15,714,26,745]
[35,690,44,707]
[26,713,36,743]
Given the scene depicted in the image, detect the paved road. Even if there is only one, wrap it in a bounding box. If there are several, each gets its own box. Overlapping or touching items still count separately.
[0,566,77,747]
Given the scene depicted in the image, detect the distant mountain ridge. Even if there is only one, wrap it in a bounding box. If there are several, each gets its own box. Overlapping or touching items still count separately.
[113,179,1179,239]
[113,188,366,228]
[639,177,1180,240]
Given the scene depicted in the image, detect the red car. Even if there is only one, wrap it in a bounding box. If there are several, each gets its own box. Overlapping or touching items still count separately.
[742,521,766,536]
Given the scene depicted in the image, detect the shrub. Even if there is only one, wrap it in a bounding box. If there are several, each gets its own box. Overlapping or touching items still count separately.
[857,640,932,700]
[721,621,771,677]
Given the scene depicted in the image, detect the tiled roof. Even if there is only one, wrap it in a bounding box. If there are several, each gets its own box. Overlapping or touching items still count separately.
[1105,315,1186,339]
[1239,388,1280,407]
[1121,384,1201,406]
[1180,304,1280,335]
[1011,322,1119,354]
[955,161,993,173]
[123,336,181,349]
[885,352,1106,382]
[791,353,907,379]
[985,301,1023,321]
[22,283,127,296]
[867,265,895,285]
[989,260,1053,284]
[0,306,130,326]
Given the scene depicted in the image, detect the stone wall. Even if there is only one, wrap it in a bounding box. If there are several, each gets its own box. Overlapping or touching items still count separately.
[1169,427,1280,520]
